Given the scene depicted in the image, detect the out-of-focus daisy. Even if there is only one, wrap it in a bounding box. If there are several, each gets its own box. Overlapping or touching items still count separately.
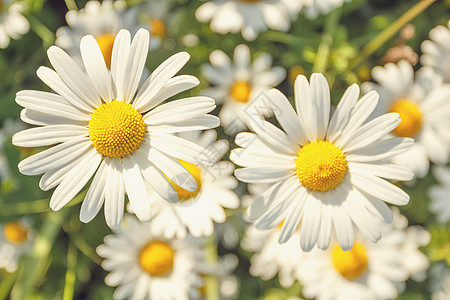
[303,0,351,19]
[97,215,205,300]
[428,166,450,223]
[130,0,172,50]
[197,253,240,299]
[241,222,304,288]
[421,20,450,82]
[0,218,33,272]
[0,118,25,180]
[0,1,29,48]
[231,73,414,251]
[146,130,239,239]
[430,263,450,300]
[362,61,450,178]
[55,0,131,67]
[296,208,429,300]
[12,28,219,228]
[202,44,286,134]
[195,0,303,41]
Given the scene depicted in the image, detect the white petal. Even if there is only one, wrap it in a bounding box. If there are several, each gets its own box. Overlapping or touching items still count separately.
[49,148,101,211]
[248,119,297,155]
[104,158,125,228]
[12,125,87,147]
[235,166,292,184]
[111,29,131,102]
[299,194,322,251]
[123,154,151,222]
[80,35,113,102]
[151,75,199,104]
[310,73,330,140]
[332,205,354,251]
[346,137,414,162]
[348,162,414,181]
[80,159,108,223]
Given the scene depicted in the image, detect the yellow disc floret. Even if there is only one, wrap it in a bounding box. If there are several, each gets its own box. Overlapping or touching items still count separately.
[88,100,146,158]
[96,33,115,68]
[139,241,175,276]
[332,242,368,280]
[230,81,252,103]
[296,140,347,192]
[150,19,166,37]
[166,160,202,201]
[389,99,422,137]
[4,222,28,244]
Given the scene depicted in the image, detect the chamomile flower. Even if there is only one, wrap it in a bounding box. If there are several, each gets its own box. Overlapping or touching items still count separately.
[0,1,29,48]
[428,166,450,223]
[202,44,286,134]
[303,0,351,19]
[296,208,429,300]
[97,215,205,300]
[130,0,172,50]
[231,73,414,252]
[55,0,131,67]
[362,61,450,178]
[195,0,303,41]
[147,130,240,239]
[241,222,304,288]
[430,263,450,300]
[0,218,33,272]
[12,28,219,228]
[421,20,450,82]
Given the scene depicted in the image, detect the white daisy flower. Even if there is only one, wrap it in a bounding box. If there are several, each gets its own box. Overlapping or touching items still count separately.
[147,130,240,239]
[421,20,450,82]
[362,61,450,178]
[97,214,205,300]
[0,218,34,273]
[55,0,131,68]
[0,1,29,48]
[296,208,430,300]
[303,0,351,19]
[241,222,304,288]
[130,0,172,50]
[202,44,286,134]
[195,0,303,41]
[231,73,414,252]
[12,28,219,228]
[428,166,450,223]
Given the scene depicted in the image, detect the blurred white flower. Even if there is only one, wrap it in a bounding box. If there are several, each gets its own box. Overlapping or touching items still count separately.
[202,44,286,134]
[195,0,303,41]
[144,130,240,239]
[296,208,430,300]
[97,214,206,300]
[430,262,450,300]
[0,1,29,48]
[303,0,351,19]
[0,218,34,273]
[232,73,413,252]
[55,0,133,67]
[421,20,450,82]
[428,166,450,223]
[12,28,219,228]
[363,61,450,178]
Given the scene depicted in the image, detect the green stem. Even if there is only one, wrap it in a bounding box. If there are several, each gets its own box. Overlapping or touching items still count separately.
[312,8,341,73]
[64,0,78,11]
[62,224,102,266]
[63,243,78,300]
[348,0,437,70]
[10,209,71,299]
[27,15,55,48]
[205,235,219,300]
[0,189,86,217]
[0,270,19,300]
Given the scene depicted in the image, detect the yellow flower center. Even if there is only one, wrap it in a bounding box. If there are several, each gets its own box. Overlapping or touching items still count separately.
[149,19,166,37]
[332,242,368,280]
[389,99,422,137]
[139,241,175,276]
[166,160,202,201]
[88,100,146,158]
[4,222,28,244]
[96,34,115,68]
[230,81,252,103]
[296,141,347,192]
